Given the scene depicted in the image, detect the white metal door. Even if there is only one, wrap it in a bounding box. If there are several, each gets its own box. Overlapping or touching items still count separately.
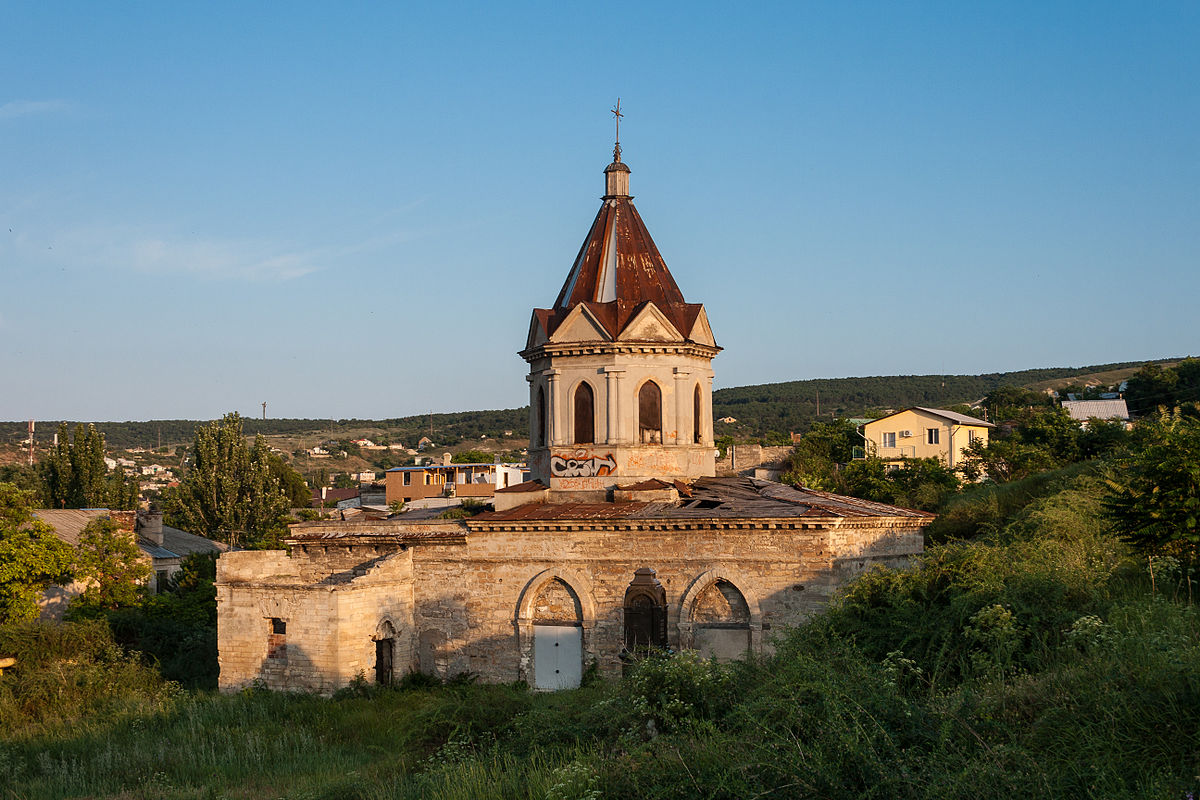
[533,625,582,690]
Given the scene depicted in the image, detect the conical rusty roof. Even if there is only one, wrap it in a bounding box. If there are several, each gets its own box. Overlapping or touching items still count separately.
[540,159,705,341]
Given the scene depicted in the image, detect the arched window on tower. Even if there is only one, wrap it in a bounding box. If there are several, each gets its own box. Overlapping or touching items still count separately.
[574,382,594,444]
[536,386,547,448]
[638,381,662,444]
[693,383,702,444]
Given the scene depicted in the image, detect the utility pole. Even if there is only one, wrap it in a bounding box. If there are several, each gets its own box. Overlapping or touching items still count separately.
[27,420,34,466]
[816,390,820,417]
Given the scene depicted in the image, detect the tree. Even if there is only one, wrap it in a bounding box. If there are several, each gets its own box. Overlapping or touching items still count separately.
[982,386,1053,422]
[1104,410,1200,563]
[166,413,291,547]
[782,419,860,491]
[266,453,311,507]
[0,482,75,623]
[452,449,494,464]
[71,517,149,611]
[41,423,139,510]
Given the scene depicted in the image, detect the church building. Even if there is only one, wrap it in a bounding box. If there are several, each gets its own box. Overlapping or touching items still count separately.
[215,141,932,693]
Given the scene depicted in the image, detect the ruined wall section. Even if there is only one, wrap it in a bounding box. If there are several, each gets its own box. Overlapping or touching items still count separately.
[217,548,416,693]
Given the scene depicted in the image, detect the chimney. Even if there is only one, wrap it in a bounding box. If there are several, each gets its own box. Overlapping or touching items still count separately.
[136,509,164,547]
[442,452,453,466]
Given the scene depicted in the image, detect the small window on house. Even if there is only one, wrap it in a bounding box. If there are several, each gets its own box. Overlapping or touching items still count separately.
[882,432,896,448]
[156,570,170,593]
[271,618,286,635]
[403,472,411,486]
[927,428,940,445]
[574,382,595,444]
[424,473,432,486]
[639,381,663,444]
[968,430,980,444]
[693,384,702,444]
[536,386,547,448]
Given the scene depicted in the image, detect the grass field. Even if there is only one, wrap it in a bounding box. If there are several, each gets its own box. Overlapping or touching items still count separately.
[3,466,1198,800]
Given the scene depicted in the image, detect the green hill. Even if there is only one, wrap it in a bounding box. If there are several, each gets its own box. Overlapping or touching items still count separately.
[1,359,1180,449]
[710,360,1175,436]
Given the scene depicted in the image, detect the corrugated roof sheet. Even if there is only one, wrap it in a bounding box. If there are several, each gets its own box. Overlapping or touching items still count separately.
[34,510,225,560]
[1062,399,1129,421]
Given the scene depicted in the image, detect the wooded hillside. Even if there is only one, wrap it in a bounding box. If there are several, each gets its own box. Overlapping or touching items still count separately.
[0,359,1181,448]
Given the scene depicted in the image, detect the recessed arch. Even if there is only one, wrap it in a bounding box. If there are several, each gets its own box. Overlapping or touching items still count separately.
[515,568,597,627]
[637,380,663,444]
[693,382,702,444]
[573,380,595,444]
[678,568,764,658]
[536,385,547,448]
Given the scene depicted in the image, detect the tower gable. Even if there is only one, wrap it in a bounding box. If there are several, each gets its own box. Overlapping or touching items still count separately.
[548,303,614,344]
[616,302,684,343]
[525,310,551,351]
[686,307,717,347]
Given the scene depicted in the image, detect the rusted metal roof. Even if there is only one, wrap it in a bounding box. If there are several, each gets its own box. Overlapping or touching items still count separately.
[472,478,932,524]
[496,479,548,494]
[534,164,707,342]
[474,501,654,522]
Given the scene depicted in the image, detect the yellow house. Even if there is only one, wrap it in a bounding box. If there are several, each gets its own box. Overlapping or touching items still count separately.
[862,407,994,469]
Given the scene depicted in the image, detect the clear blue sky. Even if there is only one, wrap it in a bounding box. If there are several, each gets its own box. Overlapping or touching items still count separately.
[2,2,1197,422]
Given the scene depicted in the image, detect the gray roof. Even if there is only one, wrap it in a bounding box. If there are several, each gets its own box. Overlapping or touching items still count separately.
[34,510,226,561]
[868,407,994,428]
[1061,399,1129,421]
[159,524,228,557]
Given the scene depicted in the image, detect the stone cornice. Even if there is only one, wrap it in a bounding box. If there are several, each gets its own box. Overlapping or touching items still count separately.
[464,517,929,534]
[520,341,721,363]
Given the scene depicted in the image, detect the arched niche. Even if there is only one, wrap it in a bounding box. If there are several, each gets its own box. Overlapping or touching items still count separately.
[536,386,547,448]
[623,567,668,650]
[678,569,763,658]
[637,381,663,444]
[573,381,595,444]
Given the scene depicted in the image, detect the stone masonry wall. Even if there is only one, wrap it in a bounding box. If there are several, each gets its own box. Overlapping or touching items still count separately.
[217,548,415,692]
[408,519,925,684]
[217,517,925,692]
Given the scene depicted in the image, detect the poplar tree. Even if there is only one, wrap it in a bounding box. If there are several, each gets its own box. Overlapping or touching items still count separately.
[168,413,291,547]
[42,423,139,510]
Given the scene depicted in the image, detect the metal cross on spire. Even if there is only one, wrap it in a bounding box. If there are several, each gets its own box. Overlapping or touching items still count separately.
[611,98,623,162]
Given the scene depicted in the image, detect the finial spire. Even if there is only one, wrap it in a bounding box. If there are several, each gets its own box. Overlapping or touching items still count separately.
[611,98,623,162]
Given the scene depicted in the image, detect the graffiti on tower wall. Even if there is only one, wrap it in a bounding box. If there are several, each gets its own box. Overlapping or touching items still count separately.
[550,450,617,478]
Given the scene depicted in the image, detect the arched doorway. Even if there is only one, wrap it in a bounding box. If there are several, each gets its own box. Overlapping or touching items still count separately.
[374,620,396,686]
[531,578,583,690]
[690,579,751,660]
[623,567,668,651]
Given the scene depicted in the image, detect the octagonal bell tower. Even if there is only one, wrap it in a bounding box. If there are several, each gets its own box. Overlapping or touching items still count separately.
[521,145,721,500]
